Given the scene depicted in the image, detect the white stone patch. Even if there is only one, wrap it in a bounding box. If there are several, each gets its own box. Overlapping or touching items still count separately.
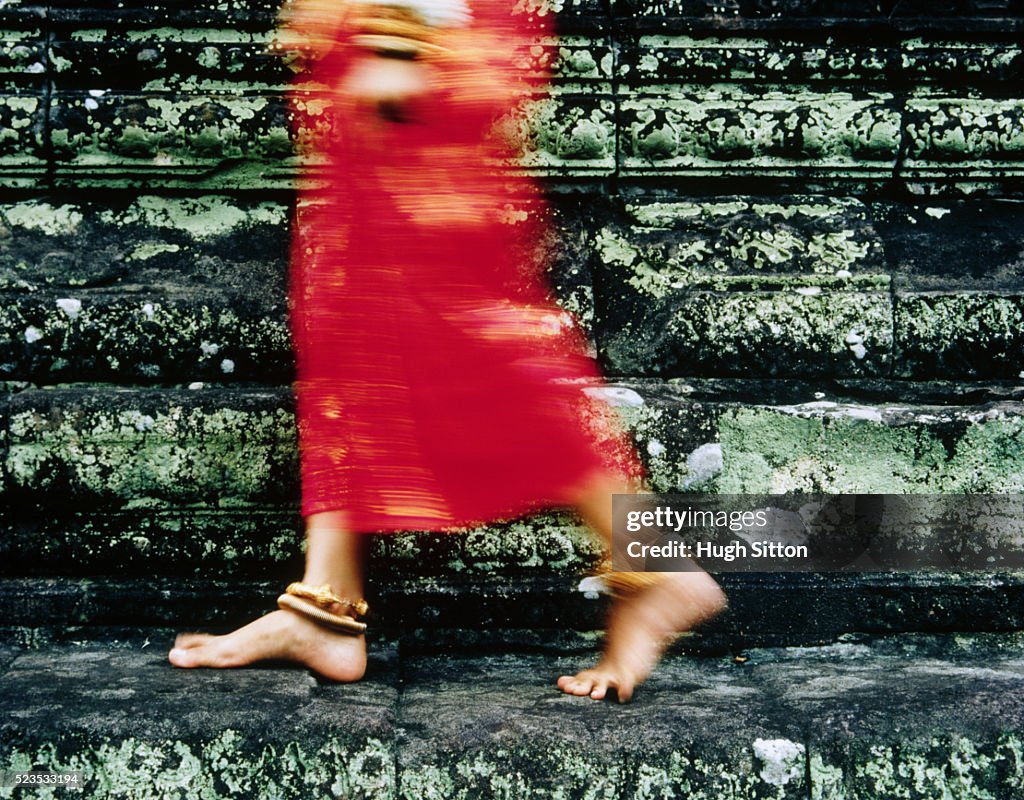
[925,207,951,219]
[753,738,805,786]
[646,439,665,457]
[813,392,826,400]
[684,443,723,487]
[795,286,821,296]
[777,402,885,424]
[84,98,98,110]
[220,358,235,374]
[24,326,43,343]
[835,269,852,278]
[584,386,645,407]
[188,382,205,390]
[840,406,882,422]
[576,575,610,600]
[134,414,155,432]
[845,330,863,345]
[26,62,44,73]
[850,343,868,360]
[88,89,107,97]
[56,298,82,319]
[141,303,155,321]
[200,341,220,356]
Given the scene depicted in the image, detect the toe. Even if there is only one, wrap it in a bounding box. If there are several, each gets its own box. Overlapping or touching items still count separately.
[168,641,238,669]
[174,632,212,650]
[557,672,596,697]
[589,675,611,700]
[168,646,199,667]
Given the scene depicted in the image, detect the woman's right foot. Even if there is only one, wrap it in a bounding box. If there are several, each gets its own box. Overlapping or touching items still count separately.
[557,571,726,703]
[168,608,366,683]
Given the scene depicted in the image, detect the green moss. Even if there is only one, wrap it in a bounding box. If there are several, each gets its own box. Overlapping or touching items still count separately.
[0,733,395,800]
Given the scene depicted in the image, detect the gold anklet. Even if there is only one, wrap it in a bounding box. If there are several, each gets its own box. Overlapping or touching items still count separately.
[277,593,368,634]
[285,582,369,617]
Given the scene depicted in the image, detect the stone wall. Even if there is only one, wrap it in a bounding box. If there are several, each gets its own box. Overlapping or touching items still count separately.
[2,0,1024,626]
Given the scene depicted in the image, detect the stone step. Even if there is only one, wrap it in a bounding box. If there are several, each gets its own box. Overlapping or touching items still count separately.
[2,572,1022,643]
[5,195,1024,382]
[5,382,1024,578]
[1,631,1022,799]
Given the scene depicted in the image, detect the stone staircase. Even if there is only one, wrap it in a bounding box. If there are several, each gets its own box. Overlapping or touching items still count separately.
[2,0,1024,797]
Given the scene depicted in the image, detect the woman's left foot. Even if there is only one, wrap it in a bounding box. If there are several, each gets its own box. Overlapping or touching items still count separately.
[168,608,367,682]
[557,571,726,703]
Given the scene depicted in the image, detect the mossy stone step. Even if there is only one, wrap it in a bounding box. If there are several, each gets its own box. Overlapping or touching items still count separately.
[1,632,1022,799]
[5,383,1024,506]
[2,572,1023,644]
[5,196,1024,382]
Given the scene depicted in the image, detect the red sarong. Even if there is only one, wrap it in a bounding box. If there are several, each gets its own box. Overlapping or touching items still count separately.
[288,0,641,531]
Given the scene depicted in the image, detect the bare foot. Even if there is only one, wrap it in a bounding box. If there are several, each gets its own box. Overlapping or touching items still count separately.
[168,609,366,683]
[557,572,726,703]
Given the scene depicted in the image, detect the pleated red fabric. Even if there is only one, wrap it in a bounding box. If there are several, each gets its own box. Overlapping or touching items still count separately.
[288,0,642,531]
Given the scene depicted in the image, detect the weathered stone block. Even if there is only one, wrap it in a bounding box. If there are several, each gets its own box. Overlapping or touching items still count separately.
[870,199,1024,291]
[518,34,613,87]
[0,507,603,580]
[47,0,281,27]
[619,36,895,84]
[50,92,296,189]
[619,89,901,176]
[498,93,616,174]
[895,293,1024,380]
[901,39,1024,84]
[716,400,1024,493]
[0,293,293,384]
[0,641,399,800]
[4,387,298,507]
[50,29,286,92]
[0,295,292,385]
[903,95,1024,179]
[0,91,46,188]
[590,197,892,377]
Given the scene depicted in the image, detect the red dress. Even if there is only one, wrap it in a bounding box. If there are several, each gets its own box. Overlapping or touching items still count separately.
[289,0,641,531]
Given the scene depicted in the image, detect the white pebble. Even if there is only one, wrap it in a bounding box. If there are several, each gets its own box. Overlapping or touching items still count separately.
[24,326,43,343]
[220,358,235,374]
[188,382,205,390]
[845,331,863,345]
[851,343,867,360]
[56,298,82,319]
[200,341,220,356]
[835,269,852,278]
[141,303,155,320]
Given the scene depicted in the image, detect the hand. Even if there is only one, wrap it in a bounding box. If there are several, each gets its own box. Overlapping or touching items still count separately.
[341,55,430,122]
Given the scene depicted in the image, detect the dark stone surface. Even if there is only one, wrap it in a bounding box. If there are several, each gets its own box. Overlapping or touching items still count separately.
[395,633,1024,799]
[2,572,1023,645]
[2,633,1022,798]
[0,638,399,799]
